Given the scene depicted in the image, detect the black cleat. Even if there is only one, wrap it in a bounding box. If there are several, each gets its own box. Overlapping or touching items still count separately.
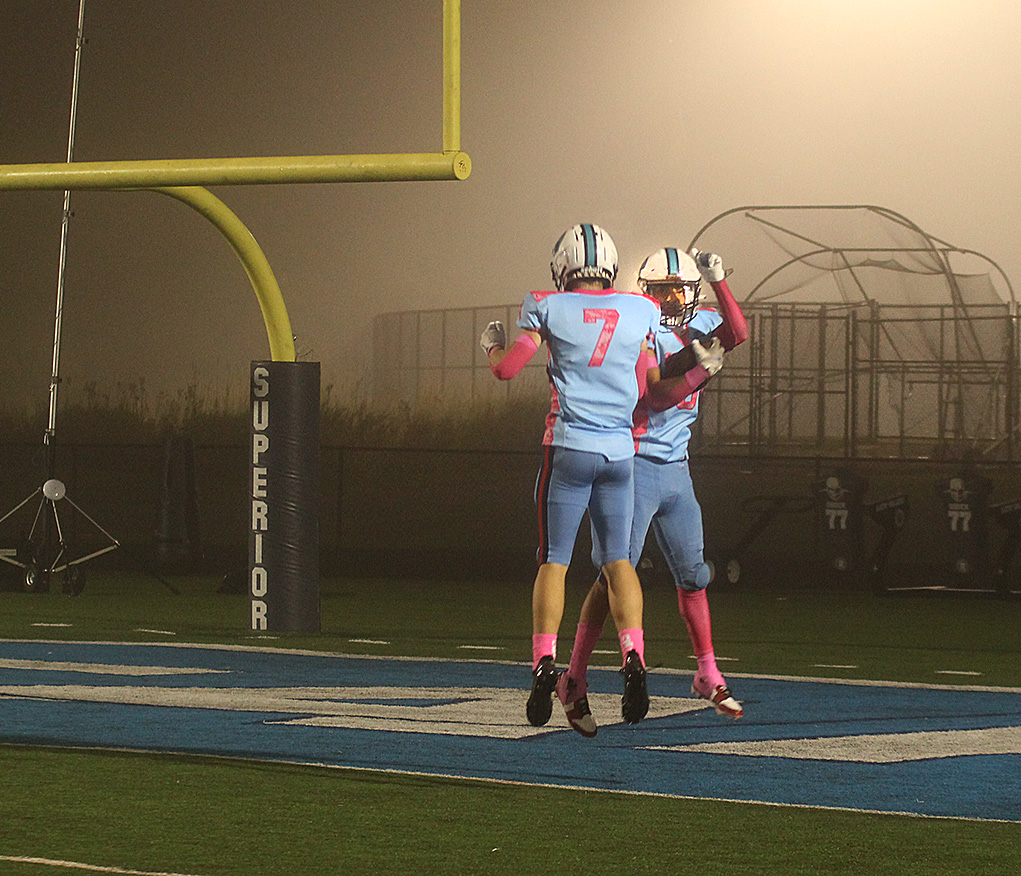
[620,650,649,724]
[525,655,558,727]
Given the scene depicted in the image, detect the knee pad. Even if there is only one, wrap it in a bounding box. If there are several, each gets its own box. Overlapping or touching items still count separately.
[678,561,711,592]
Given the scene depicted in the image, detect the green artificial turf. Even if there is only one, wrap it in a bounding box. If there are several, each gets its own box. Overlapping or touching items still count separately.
[0,573,1018,875]
[1,746,1019,876]
[1,572,1018,687]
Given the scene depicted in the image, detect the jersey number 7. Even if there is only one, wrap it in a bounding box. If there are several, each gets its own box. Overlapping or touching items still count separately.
[583,308,619,366]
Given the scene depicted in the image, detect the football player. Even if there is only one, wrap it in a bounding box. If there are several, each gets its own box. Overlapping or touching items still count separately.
[556,246,750,737]
[480,223,660,728]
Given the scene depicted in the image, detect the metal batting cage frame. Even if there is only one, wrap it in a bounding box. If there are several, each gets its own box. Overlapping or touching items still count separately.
[376,205,1018,462]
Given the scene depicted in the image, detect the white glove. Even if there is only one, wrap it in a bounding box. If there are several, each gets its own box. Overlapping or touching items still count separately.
[690,248,726,283]
[691,336,724,376]
[480,320,506,355]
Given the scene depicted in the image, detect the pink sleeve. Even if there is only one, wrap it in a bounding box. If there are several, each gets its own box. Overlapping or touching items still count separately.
[490,333,539,380]
[635,347,656,398]
[709,279,749,351]
[646,365,711,412]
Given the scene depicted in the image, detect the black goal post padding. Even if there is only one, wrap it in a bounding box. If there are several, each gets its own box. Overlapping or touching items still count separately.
[249,360,321,633]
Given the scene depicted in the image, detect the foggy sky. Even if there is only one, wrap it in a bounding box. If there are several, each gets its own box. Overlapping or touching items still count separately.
[3,0,1020,415]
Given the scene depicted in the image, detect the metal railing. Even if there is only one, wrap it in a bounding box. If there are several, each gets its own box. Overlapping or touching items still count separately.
[373,301,1021,460]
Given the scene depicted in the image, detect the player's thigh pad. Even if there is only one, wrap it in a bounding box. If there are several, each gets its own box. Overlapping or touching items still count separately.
[630,456,670,568]
[644,460,709,590]
[536,447,599,566]
[588,455,635,565]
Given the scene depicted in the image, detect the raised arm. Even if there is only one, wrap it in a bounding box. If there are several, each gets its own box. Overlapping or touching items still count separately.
[692,250,749,351]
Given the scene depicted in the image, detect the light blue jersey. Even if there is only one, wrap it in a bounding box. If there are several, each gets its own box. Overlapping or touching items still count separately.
[591,306,724,585]
[518,288,660,462]
[633,307,722,462]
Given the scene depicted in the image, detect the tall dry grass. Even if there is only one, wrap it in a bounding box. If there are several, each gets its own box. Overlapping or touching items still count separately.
[0,377,549,451]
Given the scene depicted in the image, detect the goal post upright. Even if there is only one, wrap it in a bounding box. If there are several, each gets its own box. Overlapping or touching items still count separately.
[443,0,462,154]
[0,1,470,624]
[0,0,471,359]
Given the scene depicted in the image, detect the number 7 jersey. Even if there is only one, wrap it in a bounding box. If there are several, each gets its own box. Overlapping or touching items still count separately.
[518,288,660,461]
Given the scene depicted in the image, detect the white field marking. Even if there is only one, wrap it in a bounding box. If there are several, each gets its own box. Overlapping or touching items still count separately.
[18,744,1020,825]
[936,670,983,676]
[4,644,1017,821]
[5,639,1021,695]
[591,649,616,655]
[31,623,73,628]
[0,659,227,676]
[714,672,1021,695]
[645,726,1021,763]
[886,586,997,594]
[814,664,859,669]
[457,645,504,650]
[0,682,706,739]
[348,638,389,645]
[274,690,705,737]
[0,855,207,875]
[133,629,176,636]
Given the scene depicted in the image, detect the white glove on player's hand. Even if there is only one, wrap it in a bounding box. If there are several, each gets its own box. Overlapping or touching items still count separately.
[480,320,507,355]
[690,248,726,283]
[692,336,724,376]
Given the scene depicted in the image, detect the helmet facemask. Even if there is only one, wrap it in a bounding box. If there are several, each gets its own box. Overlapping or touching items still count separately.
[643,279,702,329]
[636,247,702,329]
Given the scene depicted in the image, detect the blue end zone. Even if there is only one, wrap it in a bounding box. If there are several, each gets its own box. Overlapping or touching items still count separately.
[1,640,1019,822]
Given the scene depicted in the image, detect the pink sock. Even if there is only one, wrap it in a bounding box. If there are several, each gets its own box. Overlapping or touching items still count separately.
[679,589,725,686]
[618,628,645,666]
[567,622,602,685]
[532,633,557,669]
[696,653,725,688]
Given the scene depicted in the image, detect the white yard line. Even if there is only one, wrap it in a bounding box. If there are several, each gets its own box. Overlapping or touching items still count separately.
[0,856,207,876]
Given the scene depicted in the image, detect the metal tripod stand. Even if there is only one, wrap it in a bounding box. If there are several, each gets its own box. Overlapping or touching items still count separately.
[0,0,122,594]
[0,478,119,594]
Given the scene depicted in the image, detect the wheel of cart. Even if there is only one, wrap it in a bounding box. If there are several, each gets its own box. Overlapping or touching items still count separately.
[707,494,815,587]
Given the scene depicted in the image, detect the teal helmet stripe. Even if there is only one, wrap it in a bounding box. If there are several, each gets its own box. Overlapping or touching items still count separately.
[665,247,680,276]
[581,223,597,267]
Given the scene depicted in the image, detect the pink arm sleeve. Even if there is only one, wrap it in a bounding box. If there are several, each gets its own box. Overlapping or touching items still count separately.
[709,278,749,351]
[489,333,539,380]
[636,347,656,398]
[646,365,711,412]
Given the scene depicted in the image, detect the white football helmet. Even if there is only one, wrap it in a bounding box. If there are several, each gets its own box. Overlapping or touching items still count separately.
[637,247,702,328]
[550,223,618,291]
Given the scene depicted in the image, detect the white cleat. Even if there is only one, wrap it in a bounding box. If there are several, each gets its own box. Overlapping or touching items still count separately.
[556,672,598,738]
[692,676,744,719]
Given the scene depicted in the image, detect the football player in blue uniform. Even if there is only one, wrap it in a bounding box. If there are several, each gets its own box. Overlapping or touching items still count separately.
[556,246,750,737]
[480,224,660,728]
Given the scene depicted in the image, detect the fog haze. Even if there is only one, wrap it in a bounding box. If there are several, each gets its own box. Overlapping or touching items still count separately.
[2,1,1019,413]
